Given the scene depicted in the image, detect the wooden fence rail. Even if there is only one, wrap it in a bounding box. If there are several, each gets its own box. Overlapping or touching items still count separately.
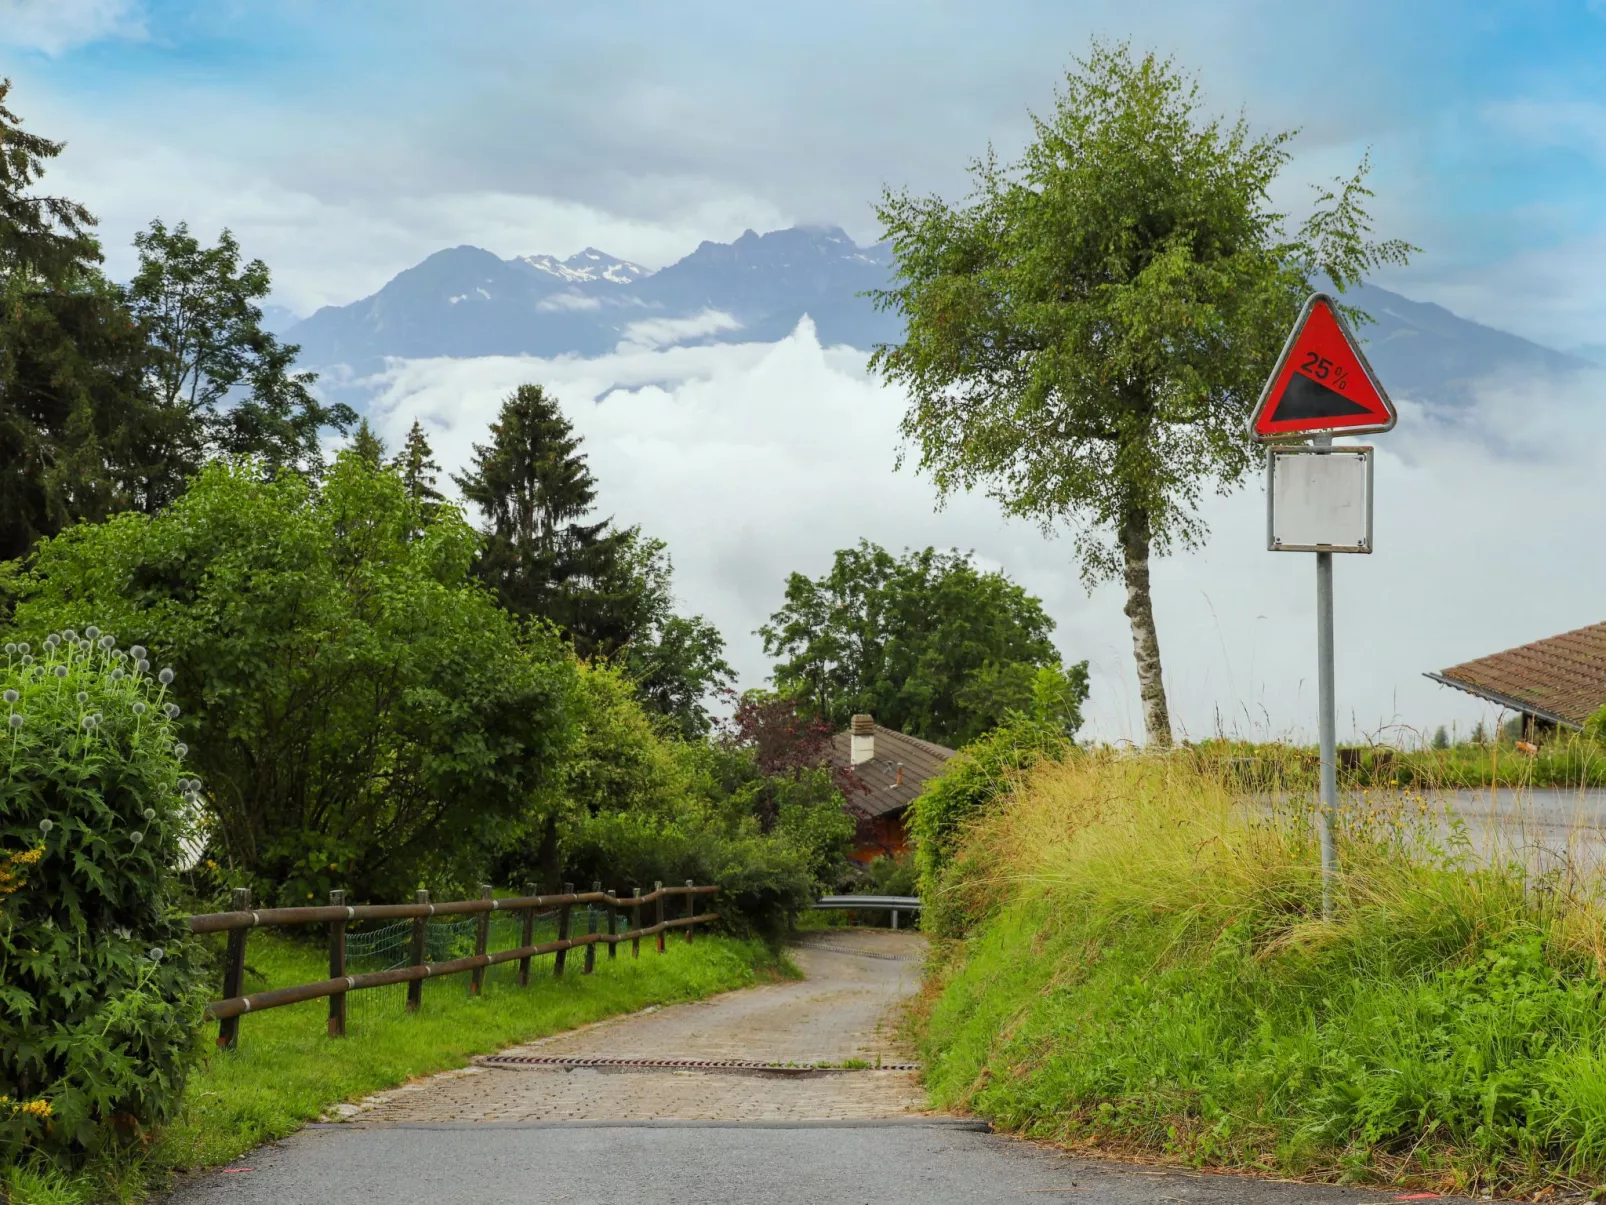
[187,882,719,1049]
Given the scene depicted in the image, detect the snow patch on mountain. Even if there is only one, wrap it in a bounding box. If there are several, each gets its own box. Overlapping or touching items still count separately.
[516,248,650,285]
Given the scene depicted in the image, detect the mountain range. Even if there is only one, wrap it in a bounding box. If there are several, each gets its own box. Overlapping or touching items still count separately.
[283,225,1596,412]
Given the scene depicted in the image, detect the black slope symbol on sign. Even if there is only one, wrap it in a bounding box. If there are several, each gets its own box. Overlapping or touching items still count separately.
[1272,372,1375,422]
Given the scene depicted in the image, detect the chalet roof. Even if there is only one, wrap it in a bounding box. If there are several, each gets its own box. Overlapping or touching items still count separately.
[1426,621,1606,729]
[827,723,956,820]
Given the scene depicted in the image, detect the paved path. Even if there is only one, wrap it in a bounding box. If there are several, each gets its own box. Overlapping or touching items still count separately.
[165,929,1474,1204]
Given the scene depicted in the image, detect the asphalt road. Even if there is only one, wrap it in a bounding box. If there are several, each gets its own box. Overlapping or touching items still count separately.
[163,1119,1447,1205]
[161,930,1476,1204]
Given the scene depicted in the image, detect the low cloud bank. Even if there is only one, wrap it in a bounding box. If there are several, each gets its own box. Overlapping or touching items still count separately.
[361,320,1606,745]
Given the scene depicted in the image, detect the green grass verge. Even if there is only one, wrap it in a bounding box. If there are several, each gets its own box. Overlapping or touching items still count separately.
[916,752,1606,1196]
[1191,736,1606,790]
[7,930,781,1204]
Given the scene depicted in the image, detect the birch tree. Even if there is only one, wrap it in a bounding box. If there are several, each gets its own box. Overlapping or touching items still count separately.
[870,44,1411,744]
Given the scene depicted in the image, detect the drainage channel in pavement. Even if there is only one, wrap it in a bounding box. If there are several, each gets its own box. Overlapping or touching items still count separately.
[477,1055,921,1075]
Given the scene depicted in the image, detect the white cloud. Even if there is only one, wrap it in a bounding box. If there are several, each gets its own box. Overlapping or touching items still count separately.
[536,293,603,313]
[616,309,742,352]
[0,0,143,53]
[358,324,1606,747]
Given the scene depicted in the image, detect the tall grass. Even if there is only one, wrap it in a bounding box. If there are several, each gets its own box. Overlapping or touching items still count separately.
[917,751,1606,1194]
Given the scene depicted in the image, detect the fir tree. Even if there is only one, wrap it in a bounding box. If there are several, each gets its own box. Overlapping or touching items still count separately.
[350,417,386,466]
[453,384,631,656]
[393,419,443,504]
[0,79,187,560]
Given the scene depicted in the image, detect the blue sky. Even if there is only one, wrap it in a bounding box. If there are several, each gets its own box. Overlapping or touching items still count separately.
[5,0,1606,740]
[4,0,1605,348]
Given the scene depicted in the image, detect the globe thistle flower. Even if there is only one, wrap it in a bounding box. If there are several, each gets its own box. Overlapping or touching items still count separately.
[85,626,99,640]
[98,635,114,650]
[43,635,58,649]
[129,831,143,845]
[142,808,157,821]
[147,947,163,962]
[175,742,188,757]
[52,666,67,679]
[136,659,150,673]
[164,703,180,719]
[38,819,52,833]
[158,668,175,685]
[3,642,14,654]
[62,630,77,642]
[16,643,29,655]
[8,714,22,730]
[111,668,125,681]
[75,691,88,703]
[130,645,147,660]
[81,714,98,730]
[19,656,32,667]
[77,640,91,652]
[2,690,16,704]
[132,702,147,716]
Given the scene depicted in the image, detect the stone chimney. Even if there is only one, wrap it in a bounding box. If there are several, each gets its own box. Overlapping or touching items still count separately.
[850,713,875,765]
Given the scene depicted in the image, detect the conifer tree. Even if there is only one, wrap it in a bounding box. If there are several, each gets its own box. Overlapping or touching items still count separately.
[0,78,186,561]
[454,384,631,655]
[393,419,443,504]
[350,417,386,466]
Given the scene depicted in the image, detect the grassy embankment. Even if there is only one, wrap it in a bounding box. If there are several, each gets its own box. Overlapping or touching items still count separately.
[916,751,1606,1195]
[7,930,781,1204]
[1194,736,1606,791]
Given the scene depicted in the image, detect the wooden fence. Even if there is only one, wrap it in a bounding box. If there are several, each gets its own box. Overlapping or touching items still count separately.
[186,880,719,1050]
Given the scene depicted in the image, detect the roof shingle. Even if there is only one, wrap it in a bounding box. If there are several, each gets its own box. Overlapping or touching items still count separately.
[827,725,956,819]
[1427,621,1606,729]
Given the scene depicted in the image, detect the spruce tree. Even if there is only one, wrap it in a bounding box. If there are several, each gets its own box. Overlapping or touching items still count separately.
[350,417,386,466]
[393,419,443,504]
[453,384,630,655]
[0,79,186,561]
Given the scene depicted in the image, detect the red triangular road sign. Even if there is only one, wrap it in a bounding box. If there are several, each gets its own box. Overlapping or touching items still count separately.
[1249,293,1395,441]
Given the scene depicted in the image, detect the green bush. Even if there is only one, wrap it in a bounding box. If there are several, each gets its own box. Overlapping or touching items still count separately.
[9,455,579,903]
[559,809,819,939]
[906,716,1069,936]
[0,630,206,1162]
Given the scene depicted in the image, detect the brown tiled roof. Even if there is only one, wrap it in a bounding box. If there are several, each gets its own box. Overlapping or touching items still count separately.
[1427,621,1606,729]
[827,724,957,820]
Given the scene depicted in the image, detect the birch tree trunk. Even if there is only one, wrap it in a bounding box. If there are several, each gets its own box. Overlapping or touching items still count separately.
[1120,508,1173,746]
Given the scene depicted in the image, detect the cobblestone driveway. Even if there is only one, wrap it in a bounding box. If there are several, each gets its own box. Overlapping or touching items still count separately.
[343,929,929,1125]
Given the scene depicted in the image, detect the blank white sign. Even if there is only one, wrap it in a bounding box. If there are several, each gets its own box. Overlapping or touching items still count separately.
[1267,446,1373,553]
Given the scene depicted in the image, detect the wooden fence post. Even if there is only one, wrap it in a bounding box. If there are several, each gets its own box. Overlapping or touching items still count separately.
[328,889,347,1038]
[606,886,618,960]
[655,881,665,953]
[685,879,695,944]
[517,883,536,988]
[406,888,429,1013]
[470,883,492,996]
[217,887,251,1050]
[583,881,600,974]
[631,887,641,959]
[554,883,572,978]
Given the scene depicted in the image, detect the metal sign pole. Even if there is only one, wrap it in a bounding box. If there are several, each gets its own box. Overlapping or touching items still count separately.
[1312,433,1338,917]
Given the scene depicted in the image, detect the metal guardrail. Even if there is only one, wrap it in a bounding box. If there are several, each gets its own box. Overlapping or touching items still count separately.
[188,880,718,1049]
[812,894,921,929]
